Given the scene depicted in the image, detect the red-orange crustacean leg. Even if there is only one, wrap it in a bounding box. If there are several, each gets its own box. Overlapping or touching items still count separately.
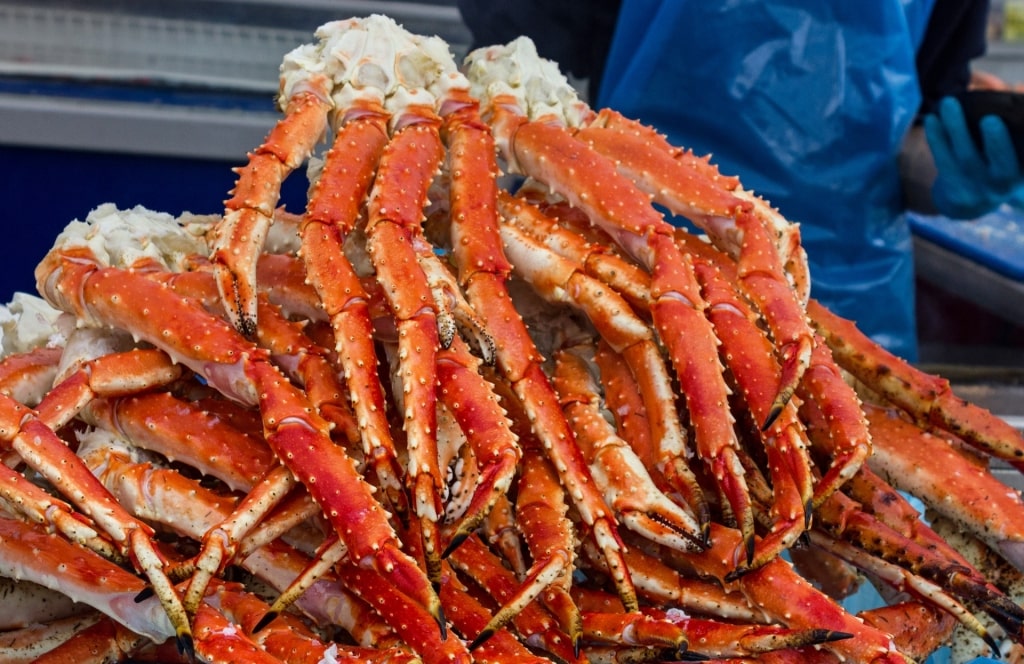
[807,297,1024,471]
[467,42,756,562]
[364,110,448,586]
[552,349,705,553]
[578,108,815,426]
[212,66,331,338]
[498,193,712,540]
[0,344,195,655]
[298,106,407,515]
[658,524,915,663]
[75,426,416,653]
[34,217,447,642]
[435,335,521,554]
[439,74,639,611]
[677,230,870,516]
[688,255,815,572]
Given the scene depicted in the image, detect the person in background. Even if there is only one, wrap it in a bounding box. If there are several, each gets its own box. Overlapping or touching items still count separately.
[459,0,1024,361]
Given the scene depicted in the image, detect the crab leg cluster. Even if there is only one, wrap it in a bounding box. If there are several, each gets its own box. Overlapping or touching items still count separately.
[3,14,1024,664]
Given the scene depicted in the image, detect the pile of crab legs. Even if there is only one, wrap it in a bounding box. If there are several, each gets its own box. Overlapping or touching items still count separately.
[3,14,1024,664]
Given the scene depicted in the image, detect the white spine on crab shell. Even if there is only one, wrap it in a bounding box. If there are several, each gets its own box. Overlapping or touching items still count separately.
[465,36,591,127]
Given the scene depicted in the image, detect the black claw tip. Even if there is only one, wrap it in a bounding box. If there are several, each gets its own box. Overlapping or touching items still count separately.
[134,586,155,603]
[983,631,1002,657]
[573,633,582,659]
[745,533,756,567]
[804,499,814,529]
[441,531,468,559]
[701,521,712,548]
[761,402,784,431]
[819,630,854,643]
[253,610,278,633]
[724,566,746,583]
[435,603,448,641]
[679,649,710,661]
[177,632,195,661]
[469,627,494,651]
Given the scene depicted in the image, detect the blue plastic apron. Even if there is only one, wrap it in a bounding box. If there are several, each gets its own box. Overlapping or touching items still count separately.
[599,0,931,360]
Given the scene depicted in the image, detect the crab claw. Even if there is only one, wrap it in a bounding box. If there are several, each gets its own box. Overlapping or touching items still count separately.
[553,349,706,554]
[767,333,815,430]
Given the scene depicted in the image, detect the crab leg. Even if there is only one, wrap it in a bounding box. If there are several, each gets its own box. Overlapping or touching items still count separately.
[0,613,136,664]
[468,45,757,567]
[297,108,408,516]
[814,486,1022,642]
[35,232,446,637]
[843,466,1024,635]
[438,561,556,664]
[482,493,529,578]
[0,459,122,563]
[807,297,1024,469]
[646,524,913,663]
[576,600,851,660]
[212,71,331,337]
[499,194,713,539]
[0,515,174,645]
[807,528,1001,653]
[863,403,1024,575]
[0,346,62,407]
[504,191,652,311]
[446,531,585,663]
[465,377,581,652]
[795,337,873,507]
[363,111,448,584]
[0,349,193,653]
[47,325,310,618]
[552,348,705,552]
[76,428,405,651]
[203,581,415,664]
[435,335,520,554]
[577,108,815,422]
[678,230,870,512]
[440,76,638,611]
[689,255,815,569]
[83,390,277,493]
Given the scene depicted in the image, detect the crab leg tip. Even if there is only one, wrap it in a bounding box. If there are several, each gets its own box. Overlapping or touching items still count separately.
[761,402,784,432]
[574,634,582,659]
[442,531,469,559]
[744,532,756,567]
[435,603,448,640]
[700,521,712,548]
[253,610,278,633]
[820,630,855,643]
[679,649,711,662]
[983,631,1002,656]
[469,630,492,651]
[177,632,195,660]
[804,499,814,529]
[723,568,741,583]
[133,586,154,603]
